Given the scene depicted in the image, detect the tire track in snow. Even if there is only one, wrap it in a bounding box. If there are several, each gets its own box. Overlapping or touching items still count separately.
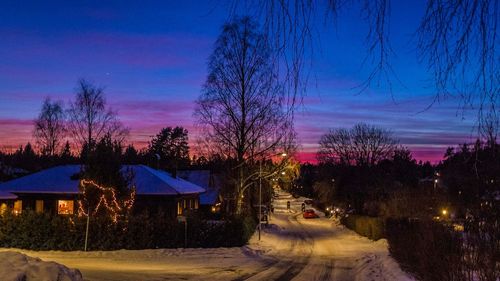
[242,213,314,281]
[318,259,334,281]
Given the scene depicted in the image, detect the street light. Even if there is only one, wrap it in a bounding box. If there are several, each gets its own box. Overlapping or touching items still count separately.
[259,151,287,241]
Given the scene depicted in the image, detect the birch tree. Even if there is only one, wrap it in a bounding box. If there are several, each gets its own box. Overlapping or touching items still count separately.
[195,17,294,213]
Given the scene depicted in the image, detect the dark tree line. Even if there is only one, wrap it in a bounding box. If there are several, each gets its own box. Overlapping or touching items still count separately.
[439,140,500,214]
[292,123,435,215]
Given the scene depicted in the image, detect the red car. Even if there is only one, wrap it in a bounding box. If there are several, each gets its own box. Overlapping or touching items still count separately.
[303,209,319,219]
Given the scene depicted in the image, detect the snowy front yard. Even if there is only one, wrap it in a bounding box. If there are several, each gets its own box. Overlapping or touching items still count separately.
[0,191,413,281]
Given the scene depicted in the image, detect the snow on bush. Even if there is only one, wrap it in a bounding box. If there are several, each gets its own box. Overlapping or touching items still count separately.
[0,251,83,281]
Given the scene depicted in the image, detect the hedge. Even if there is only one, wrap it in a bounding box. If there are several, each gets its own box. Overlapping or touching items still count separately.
[385,218,466,281]
[0,211,256,251]
[386,218,499,281]
[340,214,385,240]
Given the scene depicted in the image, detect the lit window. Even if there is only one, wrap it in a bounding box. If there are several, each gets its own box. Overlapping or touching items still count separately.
[177,201,182,215]
[35,200,44,213]
[57,200,74,215]
[13,200,22,215]
[0,203,7,215]
[194,199,199,209]
[189,199,193,209]
[183,199,186,208]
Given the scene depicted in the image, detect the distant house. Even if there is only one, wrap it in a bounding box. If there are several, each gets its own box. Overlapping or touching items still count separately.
[0,165,205,217]
[0,162,28,182]
[178,170,223,214]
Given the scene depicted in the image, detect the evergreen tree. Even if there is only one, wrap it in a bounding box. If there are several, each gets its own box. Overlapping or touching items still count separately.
[78,135,135,222]
[148,127,190,174]
[59,141,75,165]
[123,145,140,165]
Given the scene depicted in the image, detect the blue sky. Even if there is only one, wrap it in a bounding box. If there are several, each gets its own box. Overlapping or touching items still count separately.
[0,1,477,162]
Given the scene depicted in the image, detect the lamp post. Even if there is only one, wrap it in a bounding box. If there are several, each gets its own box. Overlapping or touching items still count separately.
[258,152,287,241]
[84,206,90,251]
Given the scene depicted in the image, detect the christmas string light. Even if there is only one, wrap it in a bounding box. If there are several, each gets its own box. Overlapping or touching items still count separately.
[78,179,136,223]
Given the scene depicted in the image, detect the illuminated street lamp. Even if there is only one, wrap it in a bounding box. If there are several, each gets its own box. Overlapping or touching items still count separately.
[259,151,288,241]
[434,172,440,189]
[441,208,448,220]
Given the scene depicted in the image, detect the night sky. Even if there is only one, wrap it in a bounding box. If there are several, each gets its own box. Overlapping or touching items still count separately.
[0,1,476,163]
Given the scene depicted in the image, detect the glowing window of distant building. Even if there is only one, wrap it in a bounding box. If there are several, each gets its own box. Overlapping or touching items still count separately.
[0,203,7,215]
[13,200,22,215]
[177,201,182,215]
[57,200,74,215]
[189,199,193,209]
[183,199,187,208]
[35,200,44,213]
[194,199,199,209]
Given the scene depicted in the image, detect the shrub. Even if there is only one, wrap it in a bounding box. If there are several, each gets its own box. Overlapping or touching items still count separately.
[0,211,256,251]
[341,215,385,240]
[386,218,466,281]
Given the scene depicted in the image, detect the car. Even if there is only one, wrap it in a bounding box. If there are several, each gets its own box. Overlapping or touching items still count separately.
[304,199,313,205]
[303,209,319,219]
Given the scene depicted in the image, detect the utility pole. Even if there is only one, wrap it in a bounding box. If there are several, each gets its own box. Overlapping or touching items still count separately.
[84,206,90,251]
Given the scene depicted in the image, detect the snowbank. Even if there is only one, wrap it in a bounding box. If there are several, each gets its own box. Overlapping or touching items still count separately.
[0,251,83,281]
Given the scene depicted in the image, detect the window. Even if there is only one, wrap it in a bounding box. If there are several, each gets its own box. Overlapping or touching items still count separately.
[189,199,193,209]
[57,200,74,215]
[194,199,199,210]
[177,201,182,215]
[183,199,187,208]
[13,200,22,215]
[35,200,44,213]
[0,203,7,215]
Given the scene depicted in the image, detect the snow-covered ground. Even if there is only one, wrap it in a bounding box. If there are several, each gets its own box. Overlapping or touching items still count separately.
[0,251,82,281]
[0,190,414,281]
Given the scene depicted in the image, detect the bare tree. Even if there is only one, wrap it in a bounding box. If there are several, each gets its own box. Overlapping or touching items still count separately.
[195,17,294,213]
[67,79,128,150]
[231,1,499,134]
[480,111,499,146]
[33,98,66,156]
[317,123,397,166]
[417,0,499,134]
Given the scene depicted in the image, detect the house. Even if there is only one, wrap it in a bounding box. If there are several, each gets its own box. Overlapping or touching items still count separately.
[0,165,205,217]
[178,170,223,214]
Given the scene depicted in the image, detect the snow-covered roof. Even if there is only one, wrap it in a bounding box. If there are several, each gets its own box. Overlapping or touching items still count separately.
[199,190,219,205]
[0,190,17,200]
[0,165,205,196]
[135,165,205,195]
[178,170,221,205]
[178,170,211,189]
[0,165,81,194]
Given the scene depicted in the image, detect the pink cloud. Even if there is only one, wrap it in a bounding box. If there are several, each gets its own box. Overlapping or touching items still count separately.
[0,119,33,126]
[0,118,34,150]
